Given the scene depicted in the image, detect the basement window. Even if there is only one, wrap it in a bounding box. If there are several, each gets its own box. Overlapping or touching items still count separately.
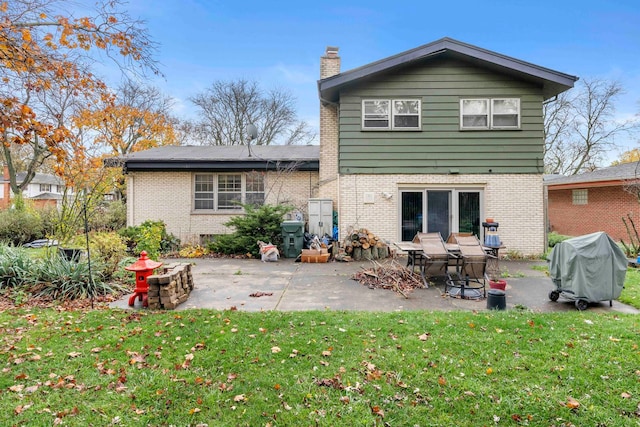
[572,189,588,205]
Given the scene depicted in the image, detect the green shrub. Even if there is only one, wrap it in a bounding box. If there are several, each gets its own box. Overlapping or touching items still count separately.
[0,245,34,288]
[0,209,43,245]
[548,231,572,248]
[209,204,293,257]
[118,220,179,260]
[88,232,128,279]
[89,201,126,232]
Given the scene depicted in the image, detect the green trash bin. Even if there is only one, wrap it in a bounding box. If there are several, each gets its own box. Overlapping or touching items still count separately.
[281,220,304,258]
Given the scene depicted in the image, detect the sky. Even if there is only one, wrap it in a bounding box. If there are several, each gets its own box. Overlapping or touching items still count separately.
[99,0,639,161]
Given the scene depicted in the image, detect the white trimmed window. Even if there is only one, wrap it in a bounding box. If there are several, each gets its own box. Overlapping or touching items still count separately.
[194,173,265,211]
[460,98,520,130]
[39,184,52,192]
[572,189,588,205]
[362,99,421,130]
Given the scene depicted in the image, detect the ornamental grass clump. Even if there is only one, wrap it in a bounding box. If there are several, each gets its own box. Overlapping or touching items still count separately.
[0,245,34,288]
[30,253,127,300]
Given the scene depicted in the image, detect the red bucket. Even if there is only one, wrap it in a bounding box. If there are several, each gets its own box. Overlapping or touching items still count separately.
[489,280,507,291]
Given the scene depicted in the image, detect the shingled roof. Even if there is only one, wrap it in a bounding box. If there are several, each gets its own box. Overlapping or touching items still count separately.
[319,37,578,103]
[545,162,640,189]
[115,145,320,172]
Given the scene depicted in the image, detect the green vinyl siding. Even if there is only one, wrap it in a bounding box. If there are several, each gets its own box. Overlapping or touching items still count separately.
[338,57,545,174]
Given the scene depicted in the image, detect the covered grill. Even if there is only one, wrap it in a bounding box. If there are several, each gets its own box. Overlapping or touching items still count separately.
[548,232,627,310]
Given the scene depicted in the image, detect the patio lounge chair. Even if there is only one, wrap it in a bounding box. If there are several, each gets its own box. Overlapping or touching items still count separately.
[416,233,451,285]
[445,235,489,299]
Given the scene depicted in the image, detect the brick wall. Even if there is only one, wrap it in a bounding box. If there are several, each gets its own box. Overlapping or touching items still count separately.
[127,170,319,244]
[548,185,640,241]
[338,173,545,256]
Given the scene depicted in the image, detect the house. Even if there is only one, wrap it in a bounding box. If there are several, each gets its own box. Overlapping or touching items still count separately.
[1,166,69,209]
[316,38,577,256]
[121,145,319,243]
[545,162,640,241]
[121,38,577,255]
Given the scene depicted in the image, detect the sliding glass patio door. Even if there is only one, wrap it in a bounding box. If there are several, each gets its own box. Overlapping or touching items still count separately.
[400,188,482,241]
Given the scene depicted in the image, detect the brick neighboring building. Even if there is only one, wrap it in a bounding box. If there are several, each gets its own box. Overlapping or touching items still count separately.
[545,162,640,241]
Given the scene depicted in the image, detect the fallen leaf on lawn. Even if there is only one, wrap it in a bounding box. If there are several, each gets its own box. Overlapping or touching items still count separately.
[609,336,620,342]
[621,392,632,399]
[464,391,476,397]
[282,402,292,410]
[14,404,32,414]
[438,375,446,386]
[371,405,384,418]
[271,346,281,353]
[565,397,580,409]
[189,408,201,414]
[91,347,102,353]
[9,384,24,392]
[24,385,39,393]
[233,394,246,402]
[418,333,431,341]
[322,350,331,357]
[67,352,81,358]
[340,396,350,404]
[274,383,281,390]
[486,368,493,375]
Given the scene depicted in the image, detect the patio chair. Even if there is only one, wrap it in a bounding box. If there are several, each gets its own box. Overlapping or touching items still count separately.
[416,233,451,286]
[409,232,441,267]
[445,232,473,244]
[445,234,490,299]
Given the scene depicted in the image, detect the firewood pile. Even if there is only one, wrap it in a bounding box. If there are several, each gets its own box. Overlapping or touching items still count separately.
[351,259,424,298]
[342,228,390,261]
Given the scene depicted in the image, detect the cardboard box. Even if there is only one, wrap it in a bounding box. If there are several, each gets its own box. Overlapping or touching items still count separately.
[301,249,330,263]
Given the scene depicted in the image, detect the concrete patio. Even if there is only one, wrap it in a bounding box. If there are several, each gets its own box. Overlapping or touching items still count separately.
[111,257,639,314]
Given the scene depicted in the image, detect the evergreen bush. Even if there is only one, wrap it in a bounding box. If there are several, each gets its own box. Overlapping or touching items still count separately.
[209,204,293,257]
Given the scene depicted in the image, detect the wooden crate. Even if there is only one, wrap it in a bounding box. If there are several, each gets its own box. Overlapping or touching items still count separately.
[301,249,330,263]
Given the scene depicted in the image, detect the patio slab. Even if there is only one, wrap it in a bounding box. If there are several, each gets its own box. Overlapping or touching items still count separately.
[110,257,639,314]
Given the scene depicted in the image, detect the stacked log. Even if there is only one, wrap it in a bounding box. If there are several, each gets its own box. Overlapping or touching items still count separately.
[342,228,390,261]
[146,263,194,309]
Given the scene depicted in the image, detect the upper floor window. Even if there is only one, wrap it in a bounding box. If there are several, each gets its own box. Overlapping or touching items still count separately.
[39,184,51,192]
[460,98,520,130]
[194,172,265,211]
[362,99,421,130]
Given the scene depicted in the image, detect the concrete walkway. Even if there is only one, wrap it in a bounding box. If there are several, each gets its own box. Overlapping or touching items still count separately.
[111,257,639,314]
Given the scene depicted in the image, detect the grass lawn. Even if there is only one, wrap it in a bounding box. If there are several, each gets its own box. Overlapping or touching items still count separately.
[1,308,639,426]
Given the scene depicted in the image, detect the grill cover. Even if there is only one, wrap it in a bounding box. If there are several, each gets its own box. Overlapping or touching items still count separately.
[549,232,627,302]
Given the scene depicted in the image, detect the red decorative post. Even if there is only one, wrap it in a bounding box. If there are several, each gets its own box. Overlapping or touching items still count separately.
[125,251,163,307]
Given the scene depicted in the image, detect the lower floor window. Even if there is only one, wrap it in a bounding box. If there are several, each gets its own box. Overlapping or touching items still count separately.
[194,172,264,211]
[572,189,588,205]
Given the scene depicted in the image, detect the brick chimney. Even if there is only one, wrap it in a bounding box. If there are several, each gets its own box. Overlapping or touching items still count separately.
[318,46,341,222]
[320,46,340,79]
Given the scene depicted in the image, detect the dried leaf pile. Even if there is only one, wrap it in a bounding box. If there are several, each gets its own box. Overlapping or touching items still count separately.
[352,259,424,298]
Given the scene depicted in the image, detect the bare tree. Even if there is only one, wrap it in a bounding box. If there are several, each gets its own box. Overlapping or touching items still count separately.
[544,78,639,175]
[189,79,315,146]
